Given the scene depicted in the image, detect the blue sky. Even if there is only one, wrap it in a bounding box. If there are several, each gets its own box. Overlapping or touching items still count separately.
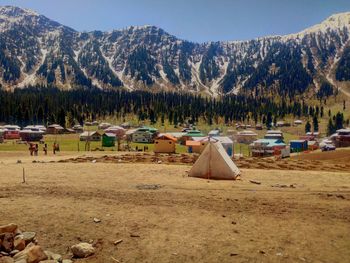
[0,0,350,42]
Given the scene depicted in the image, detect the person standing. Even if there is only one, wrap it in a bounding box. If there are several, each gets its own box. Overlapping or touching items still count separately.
[43,144,48,155]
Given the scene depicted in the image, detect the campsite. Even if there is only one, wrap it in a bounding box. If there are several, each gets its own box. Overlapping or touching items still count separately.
[0,147,350,262]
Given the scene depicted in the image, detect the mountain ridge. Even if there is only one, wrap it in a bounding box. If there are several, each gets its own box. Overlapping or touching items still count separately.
[0,5,350,97]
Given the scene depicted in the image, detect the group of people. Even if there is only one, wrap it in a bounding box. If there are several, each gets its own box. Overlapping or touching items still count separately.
[28,142,60,156]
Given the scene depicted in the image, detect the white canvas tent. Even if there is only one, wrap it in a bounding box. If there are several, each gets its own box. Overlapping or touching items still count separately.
[189,141,240,180]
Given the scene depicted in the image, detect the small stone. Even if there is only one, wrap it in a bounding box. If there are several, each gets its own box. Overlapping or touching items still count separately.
[45,251,62,261]
[71,243,95,258]
[0,256,14,263]
[14,235,26,251]
[62,260,73,263]
[22,232,36,244]
[1,233,14,252]
[113,239,123,245]
[17,160,22,164]
[230,253,239,256]
[0,224,17,234]
[93,218,101,223]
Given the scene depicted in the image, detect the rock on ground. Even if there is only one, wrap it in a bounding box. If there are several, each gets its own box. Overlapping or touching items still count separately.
[71,242,95,258]
[0,256,14,263]
[0,224,17,234]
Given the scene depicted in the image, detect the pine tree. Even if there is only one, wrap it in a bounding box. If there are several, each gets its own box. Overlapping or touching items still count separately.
[327,118,336,136]
[305,121,311,133]
[312,116,318,132]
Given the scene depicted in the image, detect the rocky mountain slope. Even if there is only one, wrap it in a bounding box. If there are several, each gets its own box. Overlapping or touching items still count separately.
[0,6,350,96]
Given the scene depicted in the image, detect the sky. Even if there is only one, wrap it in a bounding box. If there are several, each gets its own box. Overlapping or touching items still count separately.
[0,0,350,42]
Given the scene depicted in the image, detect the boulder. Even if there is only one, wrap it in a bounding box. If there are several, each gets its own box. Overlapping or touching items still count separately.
[13,244,47,263]
[0,224,17,234]
[1,233,14,252]
[22,232,36,245]
[14,235,26,251]
[0,256,14,263]
[71,242,95,258]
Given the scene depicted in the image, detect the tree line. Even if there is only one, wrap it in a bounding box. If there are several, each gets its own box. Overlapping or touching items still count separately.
[0,86,346,132]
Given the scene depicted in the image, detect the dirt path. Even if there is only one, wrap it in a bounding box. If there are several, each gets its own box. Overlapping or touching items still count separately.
[1,159,349,263]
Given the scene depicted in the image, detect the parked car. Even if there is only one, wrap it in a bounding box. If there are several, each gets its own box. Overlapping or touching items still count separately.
[321,144,336,152]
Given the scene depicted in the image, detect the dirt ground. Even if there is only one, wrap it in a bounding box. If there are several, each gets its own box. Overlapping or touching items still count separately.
[0,152,350,263]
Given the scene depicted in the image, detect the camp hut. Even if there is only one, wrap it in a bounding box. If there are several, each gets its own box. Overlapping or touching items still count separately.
[121,122,131,129]
[3,125,21,140]
[250,139,287,157]
[132,126,158,143]
[19,130,44,142]
[79,131,102,142]
[46,124,65,134]
[208,129,220,137]
[294,120,303,125]
[98,122,112,130]
[333,128,350,147]
[105,126,125,139]
[189,141,240,180]
[186,137,209,153]
[72,124,83,133]
[236,130,258,143]
[24,125,47,133]
[154,134,177,153]
[264,130,284,140]
[255,124,263,130]
[180,129,205,145]
[290,140,308,153]
[102,133,116,147]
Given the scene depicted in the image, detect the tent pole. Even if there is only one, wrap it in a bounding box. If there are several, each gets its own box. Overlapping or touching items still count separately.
[208,142,211,180]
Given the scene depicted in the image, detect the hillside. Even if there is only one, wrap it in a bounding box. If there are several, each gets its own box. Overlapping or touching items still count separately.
[0,6,350,97]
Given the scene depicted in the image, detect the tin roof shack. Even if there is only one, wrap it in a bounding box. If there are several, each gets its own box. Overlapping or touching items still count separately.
[72,125,84,133]
[294,120,303,125]
[154,134,177,153]
[264,130,284,140]
[186,136,234,156]
[98,122,112,130]
[250,139,287,157]
[236,130,258,144]
[102,133,116,147]
[24,125,47,133]
[255,124,263,130]
[19,130,44,142]
[333,128,350,147]
[132,126,158,143]
[180,129,204,145]
[46,124,65,134]
[79,131,102,142]
[290,140,308,153]
[3,125,21,140]
[105,126,126,139]
[208,129,220,137]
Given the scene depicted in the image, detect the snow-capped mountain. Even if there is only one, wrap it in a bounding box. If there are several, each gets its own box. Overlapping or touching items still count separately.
[0,5,350,96]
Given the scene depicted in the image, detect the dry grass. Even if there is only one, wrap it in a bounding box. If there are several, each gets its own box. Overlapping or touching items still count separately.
[0,152,349,263]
